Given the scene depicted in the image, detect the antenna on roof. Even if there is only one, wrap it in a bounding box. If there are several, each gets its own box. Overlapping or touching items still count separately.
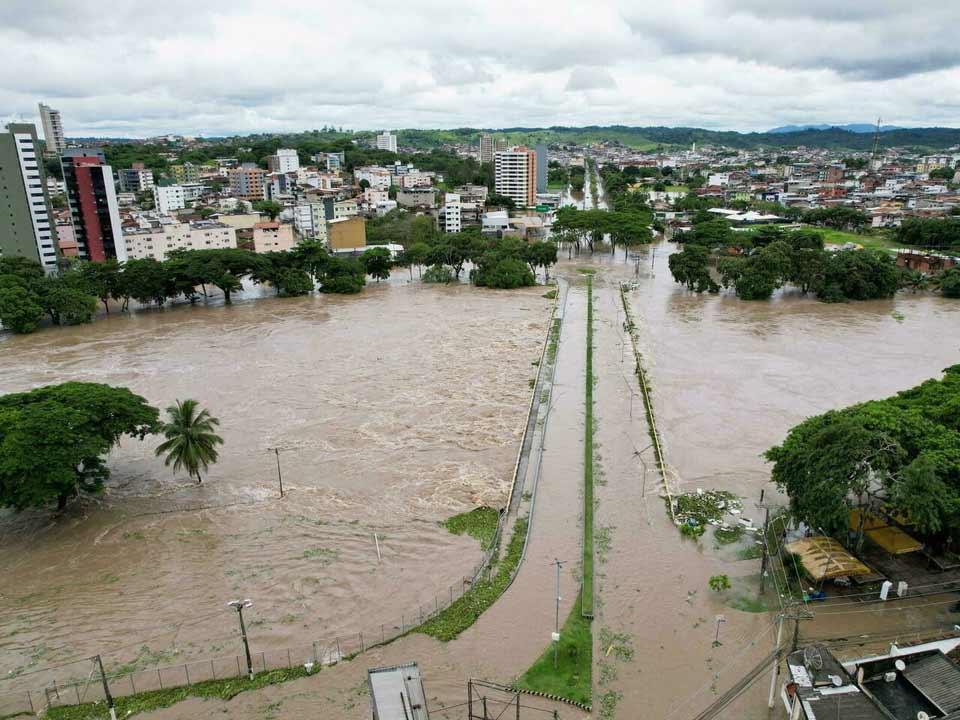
[871,117,883,165]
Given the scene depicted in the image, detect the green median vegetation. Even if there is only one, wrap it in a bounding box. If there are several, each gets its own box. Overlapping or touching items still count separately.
[514,594,593,707]
[46,667,312,720]
[583,276,595,615]
[419,516,528,641]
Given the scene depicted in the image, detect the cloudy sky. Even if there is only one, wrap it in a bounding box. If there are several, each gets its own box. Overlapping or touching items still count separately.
[2,0,959,138]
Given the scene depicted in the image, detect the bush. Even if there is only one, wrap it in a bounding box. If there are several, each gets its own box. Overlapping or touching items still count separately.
[941,267,960,298]
[473,257,535,289]
[422,265,455,283]
[709,574,731,592]
[277,268,314,296]
[319,274,364,294]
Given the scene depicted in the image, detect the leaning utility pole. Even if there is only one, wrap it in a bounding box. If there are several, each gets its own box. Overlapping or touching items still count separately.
[94,654,117,720]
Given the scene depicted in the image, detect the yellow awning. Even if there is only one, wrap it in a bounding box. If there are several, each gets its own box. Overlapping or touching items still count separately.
[785,536,872,581]
[866,526,923,555]
[849,508,887,531]
[849,509,923,554]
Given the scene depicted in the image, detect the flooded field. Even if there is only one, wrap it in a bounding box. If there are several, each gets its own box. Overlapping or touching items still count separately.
[0,281,552,685]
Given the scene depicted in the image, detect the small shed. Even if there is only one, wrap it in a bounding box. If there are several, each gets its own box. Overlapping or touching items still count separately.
[368,662,430,720]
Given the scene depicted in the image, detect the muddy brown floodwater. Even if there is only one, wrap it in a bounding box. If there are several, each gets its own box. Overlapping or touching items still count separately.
[575,241,959,719]
[0,280,552,690]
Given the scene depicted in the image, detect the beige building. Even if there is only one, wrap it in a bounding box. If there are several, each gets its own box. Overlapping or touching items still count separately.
[327,216,366,251]
[215,213,262,230]
[252,222,296,253]
[124,219,238,261]
[228,166,268,201]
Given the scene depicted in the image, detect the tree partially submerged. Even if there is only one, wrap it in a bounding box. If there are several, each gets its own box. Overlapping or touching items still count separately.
[766,365,960,549]
[0,383,159,510]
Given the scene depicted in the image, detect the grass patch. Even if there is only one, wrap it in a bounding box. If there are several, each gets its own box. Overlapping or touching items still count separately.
[442,506,499,550]
[737,543,764,560]
[546,319,561,364]
[714,524,745,544]
[515,594,593,706]
[583,276,594,616]
[542,289,558,299]
[45,667,313,720]
[302,547,338,562]
[576,267,596,275]
[419,517,527,641]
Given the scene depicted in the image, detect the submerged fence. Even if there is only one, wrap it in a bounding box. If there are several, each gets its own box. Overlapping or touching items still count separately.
[0,559,495,717]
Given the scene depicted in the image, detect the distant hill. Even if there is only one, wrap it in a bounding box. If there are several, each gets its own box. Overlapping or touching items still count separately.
[767,123,905,134]
[396,125,960,152]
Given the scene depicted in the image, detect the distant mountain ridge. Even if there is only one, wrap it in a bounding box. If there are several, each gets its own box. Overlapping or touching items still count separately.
[768,123,905,134]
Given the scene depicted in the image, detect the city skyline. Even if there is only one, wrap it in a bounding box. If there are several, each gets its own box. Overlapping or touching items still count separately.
[2,1,959,138]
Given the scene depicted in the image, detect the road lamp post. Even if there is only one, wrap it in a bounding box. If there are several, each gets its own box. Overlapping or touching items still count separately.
[228,599,254,680]
[553,559,565,669]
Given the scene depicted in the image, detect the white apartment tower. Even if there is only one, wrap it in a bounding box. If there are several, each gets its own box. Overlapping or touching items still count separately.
[38,103,65,158]
[268,148,300,173]
[444,193,462,233]
[376,132,398,153]
[494,146,537,208]
[0,124,58,268]
[154,185,187,215]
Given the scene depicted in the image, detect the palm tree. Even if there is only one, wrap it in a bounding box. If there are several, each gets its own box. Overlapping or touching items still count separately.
[155,399,224,484]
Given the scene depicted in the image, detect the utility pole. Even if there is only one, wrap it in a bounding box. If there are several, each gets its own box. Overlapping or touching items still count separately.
[553,559,565,669]
[94,655,117,720]
[767,613,784,709]
[755,489,778,596]
[273,448,284,498]
[228,599,255,680]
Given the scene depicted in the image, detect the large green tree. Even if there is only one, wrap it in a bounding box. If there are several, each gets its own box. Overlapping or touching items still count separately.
[360,247,392,282]
[0,383,159,510]
[668,245,719,293]
[766,366,960,547]
[0,285,44,334]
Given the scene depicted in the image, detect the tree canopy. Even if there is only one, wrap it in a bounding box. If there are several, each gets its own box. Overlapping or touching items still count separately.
[0,382,159,510]
[765,366,960,546]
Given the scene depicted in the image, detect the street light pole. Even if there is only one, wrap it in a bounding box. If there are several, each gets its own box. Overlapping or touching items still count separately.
[228,599,254,680]
[553,559,565,670]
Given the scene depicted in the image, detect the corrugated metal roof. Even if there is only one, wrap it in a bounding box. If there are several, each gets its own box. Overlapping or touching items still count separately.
[800,689,888,720]
[903,653,960,713]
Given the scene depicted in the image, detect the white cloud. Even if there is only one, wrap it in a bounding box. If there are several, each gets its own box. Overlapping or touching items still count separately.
[0,0,957,136]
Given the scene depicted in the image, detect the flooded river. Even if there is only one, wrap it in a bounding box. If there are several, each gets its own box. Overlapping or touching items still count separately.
[0,281,552,687]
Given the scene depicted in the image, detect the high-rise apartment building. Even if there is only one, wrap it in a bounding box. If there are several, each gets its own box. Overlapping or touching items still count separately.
[61,149,127,262]
[228,166,268,201]
[494,146,537,208]
[534,143,548,193]
[118,163,155,193]
[267,148,300,173]
[38,103,66,158]
[0,123,58,268]
[376,132,398,153]
[480,134,508,164]
[444,193,462,233]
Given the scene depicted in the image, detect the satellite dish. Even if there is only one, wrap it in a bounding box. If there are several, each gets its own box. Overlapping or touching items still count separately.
[918,712,930,720]
[804,646,824,671]
[895,660,906,672]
